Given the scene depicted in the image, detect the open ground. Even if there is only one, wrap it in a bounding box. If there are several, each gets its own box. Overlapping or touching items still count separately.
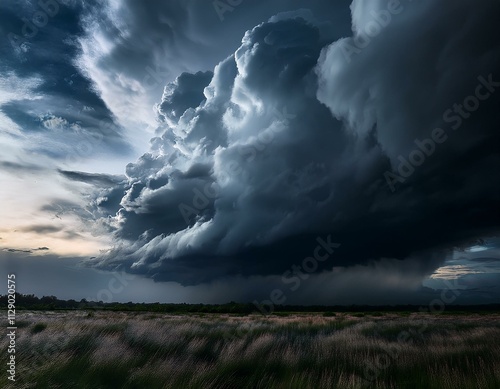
[2,310,500,388]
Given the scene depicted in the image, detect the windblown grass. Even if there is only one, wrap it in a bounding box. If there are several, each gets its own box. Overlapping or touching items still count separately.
[2,311,500,388]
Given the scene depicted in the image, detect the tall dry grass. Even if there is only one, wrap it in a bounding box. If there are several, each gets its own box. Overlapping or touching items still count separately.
[1,311,499,388]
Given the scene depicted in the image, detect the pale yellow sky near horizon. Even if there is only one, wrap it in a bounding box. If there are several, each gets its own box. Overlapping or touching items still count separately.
[0,169,112,257]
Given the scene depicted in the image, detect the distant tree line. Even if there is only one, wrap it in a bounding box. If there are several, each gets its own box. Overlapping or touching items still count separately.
[0,293,499,314]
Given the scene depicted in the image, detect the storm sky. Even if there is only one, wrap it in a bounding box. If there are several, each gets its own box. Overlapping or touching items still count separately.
[1,0,499,305]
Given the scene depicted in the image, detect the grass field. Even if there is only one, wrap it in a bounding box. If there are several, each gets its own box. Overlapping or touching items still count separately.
[3,311,500,388]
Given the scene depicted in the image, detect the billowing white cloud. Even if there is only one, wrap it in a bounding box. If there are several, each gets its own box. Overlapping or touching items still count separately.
[75,0,351,153]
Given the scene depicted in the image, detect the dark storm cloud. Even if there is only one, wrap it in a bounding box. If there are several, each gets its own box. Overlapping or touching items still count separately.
[20,222,84,242]
[44,2,500,288]
[58,169,126,186]
[1,248,497,305]
[0,160,45,173]
[40,199,96,227]
[84,11,393,284]
[5,246,50,253]
[21,225,62,234]
[157,71,214,123]
[78,0,351,86]
[0,0,130,158]
[74,0,351,139]
[315,0,500,253]
[6,248,32,254]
